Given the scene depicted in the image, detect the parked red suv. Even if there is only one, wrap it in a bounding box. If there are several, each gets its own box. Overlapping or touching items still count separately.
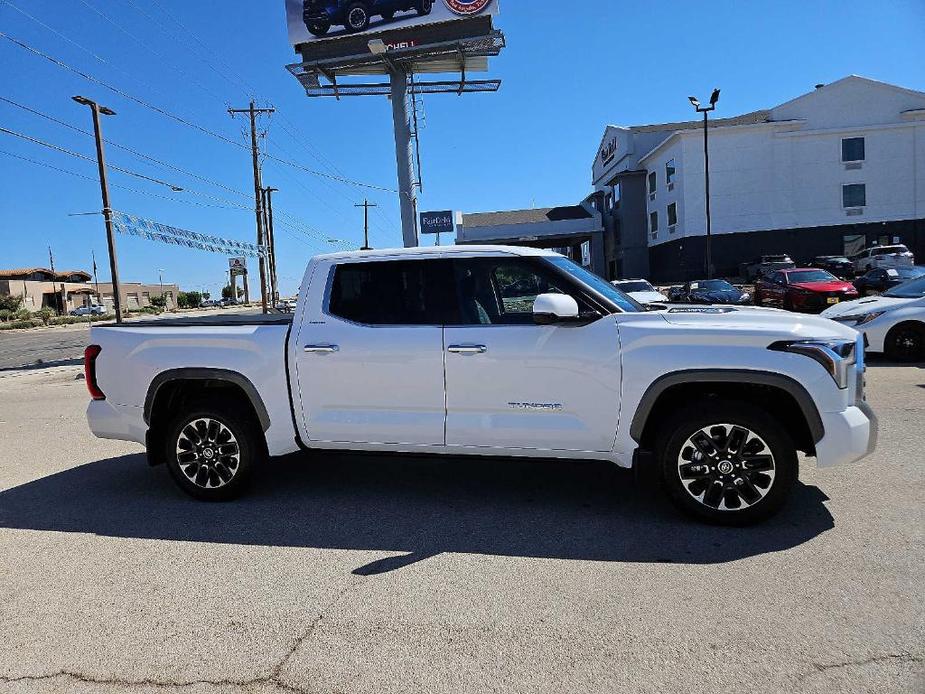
[754,268,858,312]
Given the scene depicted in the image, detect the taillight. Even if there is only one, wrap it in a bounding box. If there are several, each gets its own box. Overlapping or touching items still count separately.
[84,345,105,400]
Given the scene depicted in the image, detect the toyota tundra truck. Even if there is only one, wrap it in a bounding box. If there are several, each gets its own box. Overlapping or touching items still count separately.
[84,246,876,524]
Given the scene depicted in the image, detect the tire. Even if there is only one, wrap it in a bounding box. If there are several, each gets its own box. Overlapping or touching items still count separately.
[163,401,261,501]
[307,21,330,36]
[656,400,798,525]
[782,296,793,311]
[884,321,925,362]
[344,3,371,32]
[416,0,432,15]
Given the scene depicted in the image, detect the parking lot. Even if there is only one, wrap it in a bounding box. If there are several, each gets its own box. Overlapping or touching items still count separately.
[0,360,922,693]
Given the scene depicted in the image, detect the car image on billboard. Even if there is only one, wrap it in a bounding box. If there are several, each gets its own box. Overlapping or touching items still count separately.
[286,0,499,45]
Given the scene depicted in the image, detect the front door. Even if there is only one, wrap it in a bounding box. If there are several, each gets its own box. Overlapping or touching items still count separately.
[443,257,621,453]
[294,258,451,446]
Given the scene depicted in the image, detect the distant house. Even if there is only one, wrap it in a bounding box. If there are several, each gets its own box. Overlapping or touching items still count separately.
[0,268,178,312]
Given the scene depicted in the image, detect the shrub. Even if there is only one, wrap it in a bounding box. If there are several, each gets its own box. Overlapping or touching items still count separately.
[33,308,54,325]
[0,309,11,322]
[15,308,31,320]
[149,295,167,308]
[0,294,23,312]
[0,319,42,330]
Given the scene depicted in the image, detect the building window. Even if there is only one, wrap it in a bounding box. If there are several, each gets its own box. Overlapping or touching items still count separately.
[841,137,865,163]
[648,171,657,196]
[665,159,676,186]
[842,183,866,208]
[605,193,613,212]
[649,210,659,236]
[612,182,621,209]
[667,202,678,227]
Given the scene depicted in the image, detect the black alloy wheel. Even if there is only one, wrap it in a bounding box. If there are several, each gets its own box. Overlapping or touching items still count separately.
[417,0,432,15]
[345,3,371,31]
[658,400,797,524]
[884,322,925,362]
[164,403,258,500]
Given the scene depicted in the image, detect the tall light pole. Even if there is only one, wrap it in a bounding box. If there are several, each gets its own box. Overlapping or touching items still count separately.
[73,95,123,323]
[688,88,720,279]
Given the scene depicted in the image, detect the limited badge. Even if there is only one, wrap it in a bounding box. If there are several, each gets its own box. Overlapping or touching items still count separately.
[444,0,493,16]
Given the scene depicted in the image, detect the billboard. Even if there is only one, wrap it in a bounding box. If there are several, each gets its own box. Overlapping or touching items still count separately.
[229,257,247,277]
[286,0,499,47]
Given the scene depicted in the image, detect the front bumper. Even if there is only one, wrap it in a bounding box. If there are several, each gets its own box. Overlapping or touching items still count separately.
[814,400,877,467]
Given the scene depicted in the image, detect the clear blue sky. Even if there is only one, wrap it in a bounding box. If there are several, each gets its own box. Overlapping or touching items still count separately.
[2,0,924,297]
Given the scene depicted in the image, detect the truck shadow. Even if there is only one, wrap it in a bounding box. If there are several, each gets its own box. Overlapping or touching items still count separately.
[0,452,834,573]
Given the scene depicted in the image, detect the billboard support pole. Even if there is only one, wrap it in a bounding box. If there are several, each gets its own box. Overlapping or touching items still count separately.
[390,68,418,248]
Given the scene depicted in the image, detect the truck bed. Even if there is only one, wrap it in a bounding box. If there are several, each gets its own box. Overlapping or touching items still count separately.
[112,313,294,328]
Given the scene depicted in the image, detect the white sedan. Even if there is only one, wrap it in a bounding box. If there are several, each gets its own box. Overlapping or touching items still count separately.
[611,279,668,305]
[820,275,925,361]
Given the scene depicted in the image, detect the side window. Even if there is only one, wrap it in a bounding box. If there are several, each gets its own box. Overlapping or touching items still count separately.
[451,258,589,326]
[327,259,454,325]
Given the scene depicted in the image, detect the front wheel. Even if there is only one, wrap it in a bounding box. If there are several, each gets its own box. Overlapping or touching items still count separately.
[344,3,371,32]
[416,0,432,15]
[884,321,925,362]
[657,400,798,525]
[163,402,260,500]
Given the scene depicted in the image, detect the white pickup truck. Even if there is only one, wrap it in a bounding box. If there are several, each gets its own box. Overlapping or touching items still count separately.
[85,246,876,524]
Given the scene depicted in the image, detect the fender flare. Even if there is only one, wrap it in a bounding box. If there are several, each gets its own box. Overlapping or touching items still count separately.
[143,368,271,432]
[629,369,824,444]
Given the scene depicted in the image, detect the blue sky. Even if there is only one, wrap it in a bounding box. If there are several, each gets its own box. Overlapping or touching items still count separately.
[1,0,924,297]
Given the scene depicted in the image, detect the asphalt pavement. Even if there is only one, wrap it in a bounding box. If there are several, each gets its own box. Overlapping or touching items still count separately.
[0,362,921,693]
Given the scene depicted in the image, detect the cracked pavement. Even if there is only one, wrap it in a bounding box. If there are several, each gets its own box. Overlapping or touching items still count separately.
[0,362,922,693]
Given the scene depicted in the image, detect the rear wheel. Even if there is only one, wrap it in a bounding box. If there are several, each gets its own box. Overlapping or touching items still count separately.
[884,321,925,362]
[657,400,798,525]
[163,402,260,500]
[416,0,432,15]
[306,21,330,36]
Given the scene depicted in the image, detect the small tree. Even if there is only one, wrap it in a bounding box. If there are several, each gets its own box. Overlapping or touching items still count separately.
[34,307,54,325]
[150,295,167,308]
[0,294,23,312]
[176,291,202,309]
[221,285,244,301]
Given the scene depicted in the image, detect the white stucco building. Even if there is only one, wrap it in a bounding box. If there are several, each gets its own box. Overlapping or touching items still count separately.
[591,76,925,281]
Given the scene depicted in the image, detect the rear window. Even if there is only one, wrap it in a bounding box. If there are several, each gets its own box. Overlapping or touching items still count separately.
[328,260,454,325]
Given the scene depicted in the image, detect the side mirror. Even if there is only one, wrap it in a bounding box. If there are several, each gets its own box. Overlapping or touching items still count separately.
[533,293,580,325]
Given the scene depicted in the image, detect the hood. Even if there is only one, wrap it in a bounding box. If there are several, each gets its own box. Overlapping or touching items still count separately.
[690,288,746,303]
[819,294,919,318]
[790,280,855,293]
[658,305,858,341]
[628,290,668,304]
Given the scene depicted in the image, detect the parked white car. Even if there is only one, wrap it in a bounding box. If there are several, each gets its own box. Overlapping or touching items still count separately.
[821,275,925,361]
[850,244,914,274]
[69,304,105,316]
[84,245,876,524]
[611,279,668,305]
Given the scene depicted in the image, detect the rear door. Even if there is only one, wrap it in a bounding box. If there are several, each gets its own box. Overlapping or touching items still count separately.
[293,258,453,446]
[442,256,621,453]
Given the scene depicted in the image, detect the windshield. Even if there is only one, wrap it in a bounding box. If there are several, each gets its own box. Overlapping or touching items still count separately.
[547,257,643,312]
[615,280,655,293]
[787,270,836,283]
[691,279,734,291]
[884,276,925,299]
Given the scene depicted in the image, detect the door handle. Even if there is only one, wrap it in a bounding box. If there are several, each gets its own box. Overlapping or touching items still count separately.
[447,344,487,354]
[304,344,339,353]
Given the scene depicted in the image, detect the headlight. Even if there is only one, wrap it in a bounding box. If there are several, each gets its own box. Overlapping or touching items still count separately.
[834,310,885,326]
[769,338,857,388]
[739,292,751,302]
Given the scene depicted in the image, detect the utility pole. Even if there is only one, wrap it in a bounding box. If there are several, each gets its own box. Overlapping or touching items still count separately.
[91,250,100,300]
[262,186,279,305]
[355,199,377,251]
[48,246,64,314]
[228,101,275,313]
[73,96,123,323]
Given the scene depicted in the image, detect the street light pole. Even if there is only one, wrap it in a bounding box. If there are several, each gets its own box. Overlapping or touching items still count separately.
[73,95,123,323]
[688,88,720,279]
